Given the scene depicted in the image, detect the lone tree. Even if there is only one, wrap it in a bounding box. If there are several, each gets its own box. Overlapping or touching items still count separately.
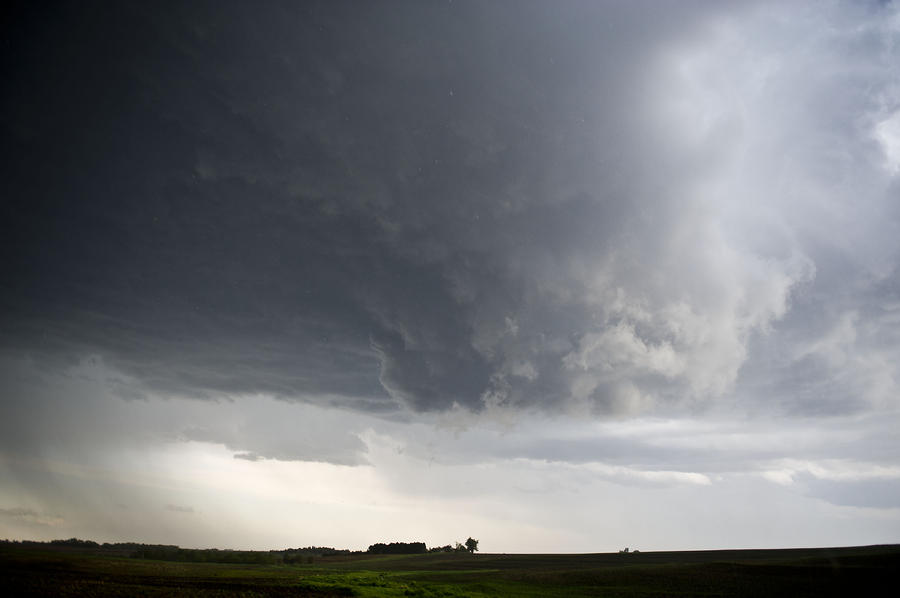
[465,537,479,554]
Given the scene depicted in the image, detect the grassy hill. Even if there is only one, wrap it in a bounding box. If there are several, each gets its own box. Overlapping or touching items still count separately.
[2,541,898,597]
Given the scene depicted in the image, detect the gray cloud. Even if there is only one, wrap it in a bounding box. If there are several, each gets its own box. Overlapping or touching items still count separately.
[0,507,64,527]
[796,474,900,510]
[0,507,65,527]
[165,504,195,514]
[2,0,899,423]
[233,452,262,462]
[0,354,371,466]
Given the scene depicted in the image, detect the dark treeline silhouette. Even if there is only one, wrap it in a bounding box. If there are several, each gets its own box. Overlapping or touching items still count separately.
[3,537,479,564]
[50,538,100,548]
[367,541,427,555]
[368,538,479,555]
[4,538,178,552]
[429,539,478,554]
[0,539,336,564]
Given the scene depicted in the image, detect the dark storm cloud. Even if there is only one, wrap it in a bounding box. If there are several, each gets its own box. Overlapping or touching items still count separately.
[0,0,691,412]
[2,0,899,417]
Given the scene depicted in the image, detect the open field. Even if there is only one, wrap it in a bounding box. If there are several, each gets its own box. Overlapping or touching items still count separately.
[2,543,898,597]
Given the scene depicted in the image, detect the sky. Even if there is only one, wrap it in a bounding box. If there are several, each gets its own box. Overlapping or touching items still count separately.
[2,0,900,553]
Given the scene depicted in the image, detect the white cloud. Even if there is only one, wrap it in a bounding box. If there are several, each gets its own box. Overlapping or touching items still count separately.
[762,459,900,484]
[875,110,900,173]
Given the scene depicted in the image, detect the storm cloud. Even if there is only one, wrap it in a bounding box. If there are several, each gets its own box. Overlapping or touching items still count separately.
[2,0,900,550]
[6,0,879,416]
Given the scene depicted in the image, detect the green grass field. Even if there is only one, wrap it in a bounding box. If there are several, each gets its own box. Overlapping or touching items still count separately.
[3,543,898,597]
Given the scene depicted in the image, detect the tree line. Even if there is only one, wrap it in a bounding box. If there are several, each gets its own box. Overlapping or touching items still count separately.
[428,538,479,554]
[2,537,479,564]
[368,538,478,555]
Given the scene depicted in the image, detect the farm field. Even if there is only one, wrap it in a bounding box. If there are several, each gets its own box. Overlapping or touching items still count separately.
[2,543,898,597]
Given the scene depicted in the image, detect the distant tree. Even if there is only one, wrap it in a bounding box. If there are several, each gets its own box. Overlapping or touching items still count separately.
[51,538,100,548]
[367,542,427,555]
[465,537,479,554]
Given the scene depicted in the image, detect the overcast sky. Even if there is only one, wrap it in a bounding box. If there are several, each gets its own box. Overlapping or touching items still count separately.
[2,0,900,552]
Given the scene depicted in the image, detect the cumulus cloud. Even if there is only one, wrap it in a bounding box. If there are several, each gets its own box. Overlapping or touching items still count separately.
[1,1,899,421]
